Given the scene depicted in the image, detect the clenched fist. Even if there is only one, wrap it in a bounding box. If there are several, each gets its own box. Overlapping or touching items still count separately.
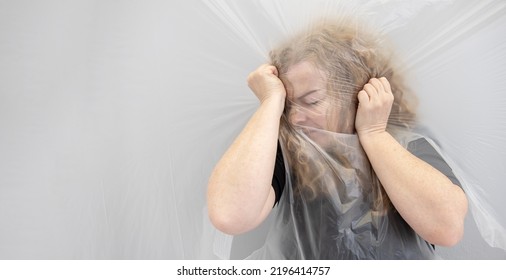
[247,64,287,104]
[355,77,394,138]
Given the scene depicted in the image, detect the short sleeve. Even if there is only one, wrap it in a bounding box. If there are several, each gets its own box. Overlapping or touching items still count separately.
[272,141,286,206]
[407,138,462,188]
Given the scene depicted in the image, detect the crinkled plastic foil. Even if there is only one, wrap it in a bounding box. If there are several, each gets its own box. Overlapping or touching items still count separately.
[0,0,505,259]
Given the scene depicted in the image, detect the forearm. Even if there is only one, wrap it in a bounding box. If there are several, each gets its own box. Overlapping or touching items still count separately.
[359,131,468,246]
[207,96,284,234]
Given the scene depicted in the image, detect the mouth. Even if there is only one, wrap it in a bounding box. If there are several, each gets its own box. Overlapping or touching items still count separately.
[297,125,323,134]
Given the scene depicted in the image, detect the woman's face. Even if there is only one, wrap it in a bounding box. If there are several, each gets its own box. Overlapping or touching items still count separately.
[284,61,354,144]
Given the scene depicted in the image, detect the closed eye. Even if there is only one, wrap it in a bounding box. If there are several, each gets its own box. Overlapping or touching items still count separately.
[305,97,324,106]
[297,89,325,107]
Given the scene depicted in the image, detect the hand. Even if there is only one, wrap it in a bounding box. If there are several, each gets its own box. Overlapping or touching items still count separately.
[355,77,394,138]
[247,64,286,104]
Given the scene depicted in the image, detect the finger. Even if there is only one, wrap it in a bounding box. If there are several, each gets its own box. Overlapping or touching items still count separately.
[271,66,279,77]
[369,78,385,93]
[379,77,392,93]
[357,90,369,104]
[263,64,277,76]
[363,84,377,97]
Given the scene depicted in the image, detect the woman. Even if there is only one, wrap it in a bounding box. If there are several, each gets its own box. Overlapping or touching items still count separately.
[207,19,468,259]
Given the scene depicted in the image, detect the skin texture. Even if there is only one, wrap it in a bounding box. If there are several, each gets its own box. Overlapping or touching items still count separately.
[207,62,468,246]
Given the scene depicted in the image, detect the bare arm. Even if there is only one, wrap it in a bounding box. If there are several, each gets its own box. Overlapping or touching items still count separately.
[355,78,468,246]
[207,64,286,235]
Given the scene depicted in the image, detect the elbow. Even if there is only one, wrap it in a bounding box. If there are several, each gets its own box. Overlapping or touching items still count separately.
[429,193,468,247]
[207,186,252,236]
[210,220,249,236]
[207,177,269,235]
[207,178,238,235]
[207,199,239,235]
[422,216,465,247]
[208,207,246,236]
[432,222,465,247]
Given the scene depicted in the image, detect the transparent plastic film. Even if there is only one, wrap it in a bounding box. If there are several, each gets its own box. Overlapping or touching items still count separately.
[1,0,505,260]
[248,122,437,259]
[245,20,442,259]
[205,0,506,259]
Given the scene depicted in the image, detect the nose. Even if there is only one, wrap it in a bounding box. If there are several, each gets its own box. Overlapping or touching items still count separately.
[289,106,307,125]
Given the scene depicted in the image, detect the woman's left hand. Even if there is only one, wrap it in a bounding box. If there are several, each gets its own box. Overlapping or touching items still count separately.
[355,77,394,138]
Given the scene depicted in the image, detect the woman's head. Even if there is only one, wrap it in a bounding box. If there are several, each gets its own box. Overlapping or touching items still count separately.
[270,19,416,135]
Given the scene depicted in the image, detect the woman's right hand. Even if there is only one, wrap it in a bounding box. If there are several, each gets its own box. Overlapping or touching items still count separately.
[247,64,287,104]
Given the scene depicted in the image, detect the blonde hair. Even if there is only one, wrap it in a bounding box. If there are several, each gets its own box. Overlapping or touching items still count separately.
[270,19,417,209]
